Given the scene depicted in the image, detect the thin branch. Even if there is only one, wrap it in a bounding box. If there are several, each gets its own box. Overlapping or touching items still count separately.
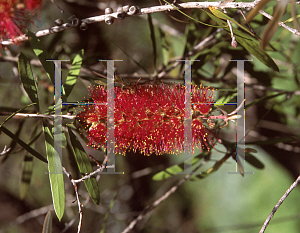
[60,156,105,233]
[63,167,83,233]
[0,112,76,119]
[1,2,259,46]
[121,161,207,233]
[259,175,300,233]
[16,204,54,224]
[62,162,108,233]
[259,9,300,36]
[121,174,192,233]
[0,145,11,156]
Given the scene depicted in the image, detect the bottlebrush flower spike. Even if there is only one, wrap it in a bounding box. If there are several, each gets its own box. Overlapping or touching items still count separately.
[0,0,42,43]
[77,83,219,155]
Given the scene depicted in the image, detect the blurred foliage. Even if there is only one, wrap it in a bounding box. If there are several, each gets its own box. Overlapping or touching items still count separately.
[0,0,300,232]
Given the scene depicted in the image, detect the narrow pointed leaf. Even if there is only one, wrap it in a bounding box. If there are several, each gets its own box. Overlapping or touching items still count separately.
[0,126,47,163]
[204,10,279,72]
[283,14,300,24]
[27,30,68,104]
[261,0,289,49]
[159,28,169,68]
[246,0,271,22]
[147,14,157,72]
[18,53,39,112]
[0,103,36,128]
[20,153,33,199]
[153,157,203,181]
[209,7,256,38]
[68,127,100,205]
[99,192,117,233]
[43,122,65,221]
[245,92,287,109]
[290,0,300,30]
[65,50,84,97]
[14,127,43,153]
[194,154,231,180]
[152,164,183,181]
[42,210,53,233]
[161,0,218,27]
[245,153,264,169]
[27,31,55,83]
[1,120,25,163]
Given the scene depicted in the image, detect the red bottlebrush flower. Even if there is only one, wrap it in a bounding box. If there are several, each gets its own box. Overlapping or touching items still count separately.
[77,83,219,155]
[0,0,42,42]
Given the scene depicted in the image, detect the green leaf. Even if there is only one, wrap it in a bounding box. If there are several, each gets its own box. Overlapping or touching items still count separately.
[245,153,264,169]
[15,127,43,153]
[0,103,36,128]
[20,153,33,199]
[208,7,256,38]
[261,0,289,49]
[193,154,231,179]
[27,30,68,105]
[290,0,300,31]
[27,30,55,83]
[67,127,100,205]
[18,53,40,112]
[147,14,157,73]
[43,122,65,221]
[152,164,183,181]
[0,126,47,163]
[42,210,53,233]
[161,0,218,27]
[204,10,279,72]
[1,120,25,163]
[158,28,169,68]
[152,155,206,181]
[216,90,237,103]
[65,50,84,97]
[192,41,228,70]
[99,192,117,233]
[246,0,271,22]
[245,92,287,109]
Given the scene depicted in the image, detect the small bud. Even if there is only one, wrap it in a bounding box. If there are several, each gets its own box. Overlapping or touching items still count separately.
[127,6,138,15]
[231,38,237,48]
[123,5,130,13]
[68,15,76,23]
[105,7,113,14]
[71,18,80,27]
[54,18,64,26]
[117,6,125,19]
[105,16,114,25]
[80,22,88,30]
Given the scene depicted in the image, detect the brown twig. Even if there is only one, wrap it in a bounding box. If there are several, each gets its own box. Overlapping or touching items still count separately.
[121,161,207,233]
[0,146,11,156]
[62,167,83,233]
[62,160,108,233]
[0,112,76,119]
[258,9,300,36]
[1,2,263,46]
[259,175,300,233]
